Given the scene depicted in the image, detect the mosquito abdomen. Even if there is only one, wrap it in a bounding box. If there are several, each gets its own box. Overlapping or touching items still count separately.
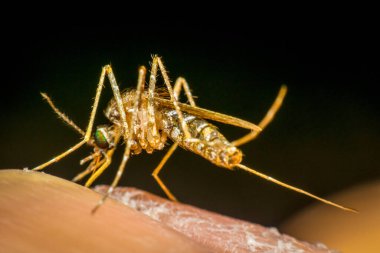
[161,109,242,168]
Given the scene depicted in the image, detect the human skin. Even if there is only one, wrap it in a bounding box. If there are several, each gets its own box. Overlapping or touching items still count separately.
[0,169,336,253]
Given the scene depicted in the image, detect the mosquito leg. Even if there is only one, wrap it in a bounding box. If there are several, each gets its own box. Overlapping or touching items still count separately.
[72,153,103,183]
[155,56,192,140]
[149,75,197,200]
[85,65,138,191]
[152,57,199,200]
[33,66,108,171]
[84,148,115,188]
[80,152,99,166]
[152,143,179,201]
[40,92,85,136]
[92,66,146,213]
[104,65,130,141]
[146,60,161,148]
[91,141,132,213]
[72,163,98,183]
[173,77,196,106]
[235,163,357,213]
[232,85,287,147]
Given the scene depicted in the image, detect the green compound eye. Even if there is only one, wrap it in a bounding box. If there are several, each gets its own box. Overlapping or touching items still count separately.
[94,127,110,149]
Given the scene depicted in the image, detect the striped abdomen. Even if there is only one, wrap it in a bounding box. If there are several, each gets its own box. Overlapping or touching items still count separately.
[160,109,242,169]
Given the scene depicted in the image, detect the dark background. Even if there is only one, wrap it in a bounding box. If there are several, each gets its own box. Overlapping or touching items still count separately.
[1,24,378,227]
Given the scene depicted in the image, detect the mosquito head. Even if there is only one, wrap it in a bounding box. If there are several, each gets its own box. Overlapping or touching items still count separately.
[94,125,115,150]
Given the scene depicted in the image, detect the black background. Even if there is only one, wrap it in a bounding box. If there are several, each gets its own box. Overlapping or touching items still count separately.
[1,24,378,227]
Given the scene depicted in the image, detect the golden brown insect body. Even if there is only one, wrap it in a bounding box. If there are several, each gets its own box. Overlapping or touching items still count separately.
[105,90,242,168]
[32,56,357,213]
[163,109,243,169]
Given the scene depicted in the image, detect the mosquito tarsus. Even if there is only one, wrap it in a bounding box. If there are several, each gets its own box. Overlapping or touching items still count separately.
[32,55,357,214]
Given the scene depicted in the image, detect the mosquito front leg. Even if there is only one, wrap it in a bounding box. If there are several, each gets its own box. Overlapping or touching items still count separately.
[105,65,130,141]
[232,85,287,147]
[72,152,103,182]
[92,66,146,213]
[33,66,107,171]
[84,147,116,188]
[73,125,122,185]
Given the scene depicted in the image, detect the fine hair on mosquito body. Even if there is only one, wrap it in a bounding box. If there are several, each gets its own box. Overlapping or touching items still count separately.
[32,55,357,214]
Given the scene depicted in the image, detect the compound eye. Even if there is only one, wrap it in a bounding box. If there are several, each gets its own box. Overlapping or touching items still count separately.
[94,127,110,149]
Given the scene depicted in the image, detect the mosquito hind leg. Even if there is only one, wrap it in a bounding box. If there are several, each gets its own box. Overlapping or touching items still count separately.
[235,163,357,213]
[232,85,287,147]
[33,66,108,171]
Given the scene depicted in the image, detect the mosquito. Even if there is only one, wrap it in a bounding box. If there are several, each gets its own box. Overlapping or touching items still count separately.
[32,55,356,213]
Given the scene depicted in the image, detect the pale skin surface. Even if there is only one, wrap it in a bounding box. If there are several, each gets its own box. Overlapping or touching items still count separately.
[0,170,212,253]
[0,170,337,253]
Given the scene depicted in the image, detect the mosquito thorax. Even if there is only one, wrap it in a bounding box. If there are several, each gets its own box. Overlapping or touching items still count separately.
[94,125,114,150]
[104,90,139,124]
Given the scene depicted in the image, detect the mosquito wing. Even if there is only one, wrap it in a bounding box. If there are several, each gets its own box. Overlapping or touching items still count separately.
[154,97,262,132]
